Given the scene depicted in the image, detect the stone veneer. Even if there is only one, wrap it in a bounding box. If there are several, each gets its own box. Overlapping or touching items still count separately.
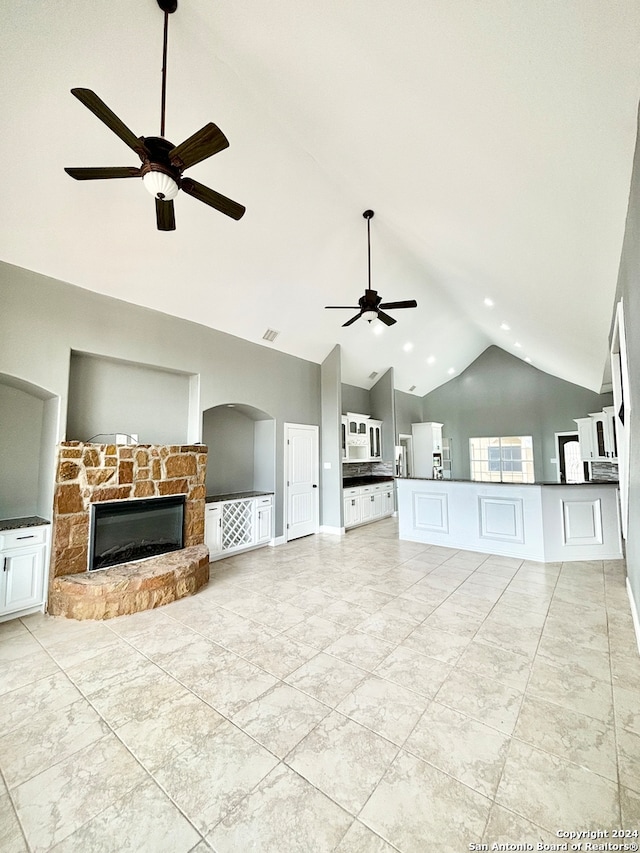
[49,442,209,619]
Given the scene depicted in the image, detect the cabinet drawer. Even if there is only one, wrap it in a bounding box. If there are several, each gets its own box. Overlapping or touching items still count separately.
[344,487,361,498]
[0,526,48,550]
[255,496,272,507]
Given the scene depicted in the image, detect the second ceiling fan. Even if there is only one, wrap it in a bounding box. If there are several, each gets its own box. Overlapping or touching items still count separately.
[326,210,417,326]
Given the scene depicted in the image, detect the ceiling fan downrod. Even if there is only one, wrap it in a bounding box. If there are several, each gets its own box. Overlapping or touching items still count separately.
[363,209,374,291]
[157,0,178,137]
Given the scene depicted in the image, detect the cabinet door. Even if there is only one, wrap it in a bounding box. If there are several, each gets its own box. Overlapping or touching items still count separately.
[372,492,384,518]
[575,418,594,461]
[384,489,395,515]
[1,546,45,614]
[344,495,361,528]
[360,493,374,522]
[341,417,348,461]
[256,505,272,543]
[205,505,222,557]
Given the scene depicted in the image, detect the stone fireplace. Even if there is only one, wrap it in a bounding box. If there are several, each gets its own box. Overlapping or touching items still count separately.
[49,442,210,619]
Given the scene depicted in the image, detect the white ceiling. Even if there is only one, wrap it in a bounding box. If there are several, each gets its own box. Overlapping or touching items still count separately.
[2,1,640,395]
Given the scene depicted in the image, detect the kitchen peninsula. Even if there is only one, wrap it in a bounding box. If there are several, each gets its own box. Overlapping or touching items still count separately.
[396,478,622,562]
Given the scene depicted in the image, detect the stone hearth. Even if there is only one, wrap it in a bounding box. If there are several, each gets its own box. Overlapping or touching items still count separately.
[49,545,209,620]
[49,442,209,619]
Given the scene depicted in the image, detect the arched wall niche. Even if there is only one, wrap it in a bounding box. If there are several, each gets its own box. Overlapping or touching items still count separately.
[202,403,276,498]
[0,373,60,520]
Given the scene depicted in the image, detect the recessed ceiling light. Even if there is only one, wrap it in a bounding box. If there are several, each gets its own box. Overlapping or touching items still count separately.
[500,323,510,331]
[426,355,436,365]
[447,367,456,375]
[514,341,522,348]
[524,357,532,363]
[484,298,494,307]
[262,328,279,342]
[403,342,414,352]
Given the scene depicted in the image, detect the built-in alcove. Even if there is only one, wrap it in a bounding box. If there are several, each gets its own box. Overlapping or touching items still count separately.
[202,404,275,497]
[0,374,59,520]
[67,351,197,445]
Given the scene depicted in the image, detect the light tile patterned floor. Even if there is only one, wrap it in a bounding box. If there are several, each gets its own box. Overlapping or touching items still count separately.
[1,517,639,852]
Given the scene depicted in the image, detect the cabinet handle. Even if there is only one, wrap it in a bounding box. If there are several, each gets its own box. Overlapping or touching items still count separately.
[371,496,374,502]
[2,557,6,572]
[16,534,35,540]
[351,500,356,506]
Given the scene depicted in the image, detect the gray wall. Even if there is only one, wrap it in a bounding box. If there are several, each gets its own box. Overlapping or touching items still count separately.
[321,346,343,530]
[0,261,321,538]
[394,389,423,438]
[422,346,613,482]
[67,352,191,444]
[341,383,370,416]
[0,382,44,518]
[611,104,640,625]
[202,407,256,495]
[370,368,396,463]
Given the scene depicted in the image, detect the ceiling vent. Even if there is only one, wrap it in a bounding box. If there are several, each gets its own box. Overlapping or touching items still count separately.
[368,371,379,380]
[409,385,417,392]
[262,329,279,342]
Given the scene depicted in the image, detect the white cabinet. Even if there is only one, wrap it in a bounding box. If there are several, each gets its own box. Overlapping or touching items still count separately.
[0,522,49,621]
[344,413,383,462]
[205,504,222,557]
[255,497,273,544]
[368,420,382,459]
[412,422,444,478]
[575,410,617,462]
[205,495,273,561]
[343,481,395,529]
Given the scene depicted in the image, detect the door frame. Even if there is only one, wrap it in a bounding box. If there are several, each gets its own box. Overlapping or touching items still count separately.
[554,431,585,483]
[283,422,320,541]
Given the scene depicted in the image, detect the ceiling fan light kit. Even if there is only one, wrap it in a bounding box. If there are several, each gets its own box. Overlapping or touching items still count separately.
[325,210,418,327]
[64,0,245,231]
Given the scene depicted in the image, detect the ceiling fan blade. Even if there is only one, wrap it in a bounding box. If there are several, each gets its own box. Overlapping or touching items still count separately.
[169,123,229,171]
[342,313,362,327]
[325,305,360,309]
[64,166,141,181]
[181,177,246,220]
[378,300,418,310]
[377,310,397,326]
[71,88,148,158]
[155,198,176,232]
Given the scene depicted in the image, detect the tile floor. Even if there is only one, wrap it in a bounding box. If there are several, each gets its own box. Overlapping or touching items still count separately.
[1,517,640,852]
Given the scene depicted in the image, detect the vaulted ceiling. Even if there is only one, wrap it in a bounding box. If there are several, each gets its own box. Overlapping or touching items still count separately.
[2,1,640,395]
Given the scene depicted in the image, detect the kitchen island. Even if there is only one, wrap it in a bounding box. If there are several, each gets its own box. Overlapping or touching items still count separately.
[396,478,622,562]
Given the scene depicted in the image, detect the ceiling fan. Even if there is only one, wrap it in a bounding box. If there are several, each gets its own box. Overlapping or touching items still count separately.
[64,0,245,231]
[325,210,417,327]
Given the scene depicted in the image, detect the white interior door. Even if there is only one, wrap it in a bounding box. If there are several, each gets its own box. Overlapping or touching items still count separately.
[285,423,319,540]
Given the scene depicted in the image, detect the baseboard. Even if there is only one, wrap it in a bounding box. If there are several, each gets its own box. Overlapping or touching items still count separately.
[319,525,345,536]
[626,577,640,656]
[269,536,287,547]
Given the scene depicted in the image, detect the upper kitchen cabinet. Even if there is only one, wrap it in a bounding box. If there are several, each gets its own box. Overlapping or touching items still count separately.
[575,408,617,462]
[344,413,383,462]
[575,406,618,462]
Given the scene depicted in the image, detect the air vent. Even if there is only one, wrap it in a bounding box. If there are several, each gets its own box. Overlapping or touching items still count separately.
[409,385,417,392]
[262,329,279,342]
[368,371,378,380]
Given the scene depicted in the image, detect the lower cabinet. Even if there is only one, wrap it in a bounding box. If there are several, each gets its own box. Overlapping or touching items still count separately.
[0,523,50,621]
[344,481,395,530]
[205,495,273,561]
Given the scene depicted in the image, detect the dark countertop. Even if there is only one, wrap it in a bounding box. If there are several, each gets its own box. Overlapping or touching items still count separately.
[206,490,274,503]
[397,478,619,486]
[0,516,51,532]
[343,476,395,488]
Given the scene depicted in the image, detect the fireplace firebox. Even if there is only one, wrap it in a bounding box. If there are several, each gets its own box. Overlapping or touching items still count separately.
[89,495,185,571]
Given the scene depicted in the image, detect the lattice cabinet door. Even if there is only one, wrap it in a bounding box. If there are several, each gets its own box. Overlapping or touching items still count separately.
[222,500,254,551]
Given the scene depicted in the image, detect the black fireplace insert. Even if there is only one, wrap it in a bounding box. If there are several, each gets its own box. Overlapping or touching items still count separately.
[89,494,185,571]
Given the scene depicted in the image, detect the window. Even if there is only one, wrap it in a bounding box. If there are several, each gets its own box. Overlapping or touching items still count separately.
[469,436,534,483]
